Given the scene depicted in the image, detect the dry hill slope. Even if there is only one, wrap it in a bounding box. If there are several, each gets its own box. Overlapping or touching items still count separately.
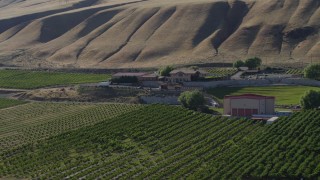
[0,0,319,68]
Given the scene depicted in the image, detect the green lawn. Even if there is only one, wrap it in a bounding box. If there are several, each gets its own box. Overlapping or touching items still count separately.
[207,86,320,105]
[0,98,27,109]
[0,70,111,89]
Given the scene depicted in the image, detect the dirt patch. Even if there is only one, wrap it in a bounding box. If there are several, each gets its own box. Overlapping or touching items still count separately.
[17,87,80,101]
[16,86,144,103]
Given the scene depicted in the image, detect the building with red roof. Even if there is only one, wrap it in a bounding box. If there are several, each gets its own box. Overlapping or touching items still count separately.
[223,94,275,117]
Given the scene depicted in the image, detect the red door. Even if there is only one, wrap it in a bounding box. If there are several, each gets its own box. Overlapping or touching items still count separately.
[252,109,258,115]
[232,108,237,116]
[238,109,245,116]
[245,109,252,116]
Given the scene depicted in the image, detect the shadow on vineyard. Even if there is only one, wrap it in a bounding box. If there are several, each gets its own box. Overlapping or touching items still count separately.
[1,104,320,179]
[0,98,27,109]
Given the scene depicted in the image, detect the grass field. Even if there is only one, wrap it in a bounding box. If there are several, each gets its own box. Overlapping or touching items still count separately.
[1,104,320,179]
[0,98,27,109]
[208,86,320,105]
[0,70,111,89]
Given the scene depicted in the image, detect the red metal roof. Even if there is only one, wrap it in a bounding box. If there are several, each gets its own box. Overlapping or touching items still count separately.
[224,94,275,99]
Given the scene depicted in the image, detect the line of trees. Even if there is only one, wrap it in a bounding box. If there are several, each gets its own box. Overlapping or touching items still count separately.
[111,76,138,83]
[233,57,262,69]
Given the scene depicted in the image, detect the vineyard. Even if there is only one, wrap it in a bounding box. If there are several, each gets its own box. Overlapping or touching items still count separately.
[0,98,27,109]
[206,68,238,78]
[285,69,304,75]
[0,102,140,151]
[0,70,111,89]
[194,110,320,179]
[2,103,320,179]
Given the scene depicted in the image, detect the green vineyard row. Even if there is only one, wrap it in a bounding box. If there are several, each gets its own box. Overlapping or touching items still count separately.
[1,104,320,179]
[0,70,111,89]
[0,103,140,151]
[0,98,27,109]
[206,68,238,77]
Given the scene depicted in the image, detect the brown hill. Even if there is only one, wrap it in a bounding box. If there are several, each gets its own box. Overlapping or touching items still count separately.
[0,0,319,68]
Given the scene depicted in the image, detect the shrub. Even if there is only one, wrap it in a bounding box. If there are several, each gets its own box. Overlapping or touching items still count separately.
[304,64,320,80]
[190,66,199,70]
[158,66,174,76]
[233,60,245,68]
[178,90,205,110]
[300,90,320,109]
[244,57,262,69]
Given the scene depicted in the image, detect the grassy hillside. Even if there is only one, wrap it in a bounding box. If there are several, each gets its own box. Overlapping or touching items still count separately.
[1,104,320,179]
[208,86,320,105]
[0,70,111,89]
[0,0,319,68]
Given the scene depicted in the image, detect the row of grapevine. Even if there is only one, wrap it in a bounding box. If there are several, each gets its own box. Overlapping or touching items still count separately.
[0,98,27,109]
[192,110,320,178]
[285,69,304,75]
[206,68,238,77]
[0,104,263,179]
[1,104,320,179]
[0,102,140,151]
[0,70,111,89]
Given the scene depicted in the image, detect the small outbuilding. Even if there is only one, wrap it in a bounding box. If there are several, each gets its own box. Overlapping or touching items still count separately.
[224,94,275,117]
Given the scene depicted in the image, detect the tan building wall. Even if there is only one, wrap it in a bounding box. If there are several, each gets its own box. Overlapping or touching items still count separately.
[168,73,192,83]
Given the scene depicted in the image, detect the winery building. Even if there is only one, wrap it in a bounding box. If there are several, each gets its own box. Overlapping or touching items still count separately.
[224,94,275,117]
[167,69,207,83]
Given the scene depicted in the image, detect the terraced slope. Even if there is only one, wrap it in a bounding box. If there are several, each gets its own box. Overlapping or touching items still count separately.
[1,104,320,179]
[0,0,319,68]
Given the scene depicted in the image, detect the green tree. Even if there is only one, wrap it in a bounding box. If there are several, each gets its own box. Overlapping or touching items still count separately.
[233,60,245,68]
[244,57,262,69]
[111,76,138,83]
[304,64,320,80]
[300,90,320,109]
[190,66,199,71]
[158,66,174,76]
[178,90,205,110]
